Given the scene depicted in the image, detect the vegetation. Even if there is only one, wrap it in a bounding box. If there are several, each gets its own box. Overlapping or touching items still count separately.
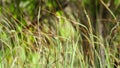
[0,0,120,68]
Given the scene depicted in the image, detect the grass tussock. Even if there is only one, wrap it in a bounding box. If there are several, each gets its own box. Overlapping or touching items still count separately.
[0,0,120,68]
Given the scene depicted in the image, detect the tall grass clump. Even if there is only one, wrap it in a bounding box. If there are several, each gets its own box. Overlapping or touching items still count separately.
[0,0,120,68]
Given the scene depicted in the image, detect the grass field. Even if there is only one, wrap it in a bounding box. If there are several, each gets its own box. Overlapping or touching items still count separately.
[0,0,120,68]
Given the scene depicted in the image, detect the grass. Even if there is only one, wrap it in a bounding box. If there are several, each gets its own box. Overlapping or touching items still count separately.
[0,0,120,68]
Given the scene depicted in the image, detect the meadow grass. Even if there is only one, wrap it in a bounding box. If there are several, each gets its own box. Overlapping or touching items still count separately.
[0,0,120,68]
